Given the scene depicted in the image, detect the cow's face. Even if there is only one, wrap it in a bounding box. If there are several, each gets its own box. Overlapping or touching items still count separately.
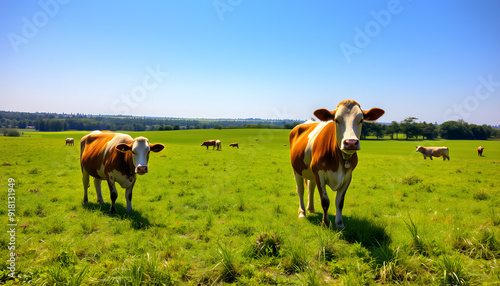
[116,137,164,175]
[416,146,424,152]
[314,99,384,155]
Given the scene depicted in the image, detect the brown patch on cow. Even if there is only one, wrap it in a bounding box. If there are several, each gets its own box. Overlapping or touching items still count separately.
[289,122,317,175]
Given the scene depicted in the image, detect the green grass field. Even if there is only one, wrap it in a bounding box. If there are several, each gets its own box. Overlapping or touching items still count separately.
[1,129,499,285]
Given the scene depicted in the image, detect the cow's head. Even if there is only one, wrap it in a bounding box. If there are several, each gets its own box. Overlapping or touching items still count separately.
[116,137,165,175]
[314,99,384,154]
[415,146,424,152]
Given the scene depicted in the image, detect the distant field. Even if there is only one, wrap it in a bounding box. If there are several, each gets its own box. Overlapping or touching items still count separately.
[1,129,499,285]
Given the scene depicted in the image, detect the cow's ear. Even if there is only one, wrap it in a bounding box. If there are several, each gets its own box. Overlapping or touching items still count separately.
[150,144,165,152]
[116,143,132,153]
[363,108,385,121]
[314,108,335,121]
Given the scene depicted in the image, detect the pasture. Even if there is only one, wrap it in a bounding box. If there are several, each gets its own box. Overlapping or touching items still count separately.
[0,129,499,285]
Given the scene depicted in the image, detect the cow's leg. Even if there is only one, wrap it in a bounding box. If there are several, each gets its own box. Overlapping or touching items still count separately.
[294,172,306,218]
[107,180,118,214]
[306,179,316,213]
[429,156,433,160]
[93,178,105,204]
[315,174,330,227]
[334,178,351,229]
[125,181,136,213]
[82,169,90,204]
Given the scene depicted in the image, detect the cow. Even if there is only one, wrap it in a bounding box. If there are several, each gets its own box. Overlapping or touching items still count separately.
[415,146,450,160]
[66,138,74,146]
[201,140,221,150]
[229,143,239,148]
[290,99,384,228]
[478,146,484,156]
[80,131,164,213]
[201,140,216,150]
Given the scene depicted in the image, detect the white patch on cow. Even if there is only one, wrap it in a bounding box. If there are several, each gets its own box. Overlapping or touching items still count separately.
[109,169,134,189]
[322,169,351,191]
[302,122,330,168]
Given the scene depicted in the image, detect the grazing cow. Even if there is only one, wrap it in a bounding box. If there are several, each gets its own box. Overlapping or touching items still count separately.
[478,146,484,156]
[229,143,239,148]
[80,131,164,213]
[415,146,450,160]
[215,140,221,150]
[66,138,74,146]
[201,140,216,150]
[290,99,384,228]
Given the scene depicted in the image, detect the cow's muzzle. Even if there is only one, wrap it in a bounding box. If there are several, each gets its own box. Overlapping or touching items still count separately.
[342,139,360,150]
[136,165,148,175]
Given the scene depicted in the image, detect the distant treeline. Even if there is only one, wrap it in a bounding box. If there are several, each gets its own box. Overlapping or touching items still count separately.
[0,111,299,132]
[362,117,498,140]
[0,111,497,140]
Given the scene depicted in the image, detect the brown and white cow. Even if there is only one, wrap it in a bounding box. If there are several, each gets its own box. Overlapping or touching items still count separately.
[415,146,450,160]
[201,140,216,150]
[201,140,221,150]
[290,99,384,228]
[229,143,239,148]
[80,131,164,213]
[66,138,74,146]
[478,146,484,156]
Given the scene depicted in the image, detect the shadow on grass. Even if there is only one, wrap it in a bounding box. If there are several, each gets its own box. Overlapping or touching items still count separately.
[306,213,390,248]
[83,202,157,230]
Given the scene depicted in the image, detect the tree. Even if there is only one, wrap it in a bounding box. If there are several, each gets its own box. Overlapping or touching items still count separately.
[439,120,473,139]
[421,122,438,140]
[400,117,419,139]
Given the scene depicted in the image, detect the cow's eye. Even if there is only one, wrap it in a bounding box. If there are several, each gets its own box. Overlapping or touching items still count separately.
[360,119,364,124]
[334,119,339,124]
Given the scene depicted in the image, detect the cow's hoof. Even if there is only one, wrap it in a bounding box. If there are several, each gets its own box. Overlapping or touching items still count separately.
[109,207,117,214]
[307,208,315,213]
[298,212,306,219]
[97,200,105,204]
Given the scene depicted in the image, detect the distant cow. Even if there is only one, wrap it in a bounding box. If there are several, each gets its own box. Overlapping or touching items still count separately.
[66,138,74,146]
[80,131,164,213]
[478,146,484,156]
[201,140,221,150]
[290,99,384,228]
[201,140,216,150]
[415,146,450,160]
[229,143,239,148]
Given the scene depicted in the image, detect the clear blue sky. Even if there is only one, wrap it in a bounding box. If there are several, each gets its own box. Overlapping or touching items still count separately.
[1,1,499,125]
